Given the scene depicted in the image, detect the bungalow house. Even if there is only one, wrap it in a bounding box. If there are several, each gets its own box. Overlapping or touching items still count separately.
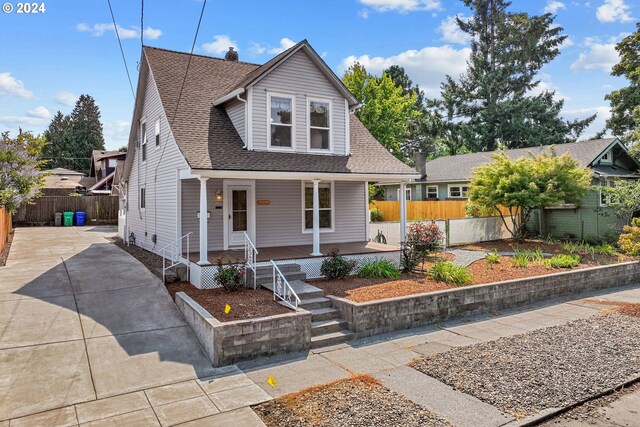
[379,139,640,240]
[88,150,127,195]
[41,168,96,196]
[119,41,417,288]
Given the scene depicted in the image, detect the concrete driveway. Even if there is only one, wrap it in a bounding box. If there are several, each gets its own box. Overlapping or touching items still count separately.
[0,226,268,426]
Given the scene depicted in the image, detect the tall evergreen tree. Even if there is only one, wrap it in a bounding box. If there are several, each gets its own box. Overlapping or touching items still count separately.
[440,0,595,152]
[42,111,73,170]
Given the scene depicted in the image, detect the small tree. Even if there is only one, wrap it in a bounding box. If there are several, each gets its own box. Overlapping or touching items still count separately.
[0,131,47,212]
[600,179,640,225]
[468,150,591,239]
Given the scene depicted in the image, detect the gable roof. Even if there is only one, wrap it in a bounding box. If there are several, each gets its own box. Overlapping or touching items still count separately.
[137,45,415,177]
[90,150,126,177]
[421,138,628,183]
[46,167,84,176]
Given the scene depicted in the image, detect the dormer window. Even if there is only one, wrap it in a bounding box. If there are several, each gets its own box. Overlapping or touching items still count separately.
[308,98,331,151]
[600,150,612,164]
[268,93,294,149]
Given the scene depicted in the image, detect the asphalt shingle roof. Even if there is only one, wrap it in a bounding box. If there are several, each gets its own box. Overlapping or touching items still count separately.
[143,46,416,176]
[422,138,618,183]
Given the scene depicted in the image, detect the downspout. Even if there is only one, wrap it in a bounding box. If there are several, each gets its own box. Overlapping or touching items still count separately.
[236,93,248,149]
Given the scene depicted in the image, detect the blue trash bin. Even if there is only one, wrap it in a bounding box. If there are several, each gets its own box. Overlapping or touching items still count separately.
[75,211,86,226]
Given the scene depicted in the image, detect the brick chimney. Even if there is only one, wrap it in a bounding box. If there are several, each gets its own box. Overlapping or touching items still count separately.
[224,47,238,61]
[415,151,426,179]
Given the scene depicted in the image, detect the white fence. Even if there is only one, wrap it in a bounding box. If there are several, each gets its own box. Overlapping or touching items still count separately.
[369,216,517,247]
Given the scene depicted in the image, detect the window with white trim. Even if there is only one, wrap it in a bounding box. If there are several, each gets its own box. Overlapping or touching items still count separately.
[141,122,147,162]
[303,182,333,231]
[140,187,146,209]
[448,185,469,198]
[154,119,160,146]
[426,185,438,199]
[269,94,293,148]
[599,179,614,206]
[397,187,411,201]
[309,99,330,151]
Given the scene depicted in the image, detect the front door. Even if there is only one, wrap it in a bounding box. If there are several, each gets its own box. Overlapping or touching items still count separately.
[225,182,255,248]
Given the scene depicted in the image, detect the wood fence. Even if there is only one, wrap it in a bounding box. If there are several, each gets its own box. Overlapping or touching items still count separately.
[0,208,11,254]
[370,200,513,221]
[13,196,119,226]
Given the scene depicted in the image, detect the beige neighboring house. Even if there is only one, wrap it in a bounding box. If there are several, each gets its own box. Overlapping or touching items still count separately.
[41,168,96,197]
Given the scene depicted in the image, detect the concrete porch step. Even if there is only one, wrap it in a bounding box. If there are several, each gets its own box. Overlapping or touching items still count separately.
[261,279,324,301]
[299,297,333,310]
[253,272,307,286]
[309,307,340,322]
[254,263,301,275]
[311,319,348,336]
[310,330,355,349]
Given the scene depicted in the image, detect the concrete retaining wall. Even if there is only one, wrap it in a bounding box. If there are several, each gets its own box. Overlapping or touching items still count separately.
[176,292,312,366]
[328,261,640,339]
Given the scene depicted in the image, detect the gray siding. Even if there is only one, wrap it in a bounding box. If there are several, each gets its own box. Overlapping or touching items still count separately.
[181,179,224,252]
[251,50,348,155]
[126,72,189,255]
[226,98,246,145]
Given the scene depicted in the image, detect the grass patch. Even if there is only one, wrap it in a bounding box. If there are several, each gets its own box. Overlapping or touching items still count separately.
[485,250,501,267]
[562,242,617,259]
[356,259,401,279]
[544,253,581,269]
[429,261,473,286]
[511,248,543,268]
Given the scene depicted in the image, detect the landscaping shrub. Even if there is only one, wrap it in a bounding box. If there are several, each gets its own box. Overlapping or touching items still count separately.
[370,209,384,222]
[485,250,500,267]
[321,249,357,279]
[357,259,401,279]
[214,259,245,291]
[510,255,529,268]
[618,218,640,256]
[544,254,581,269]
[402,221,444,272]
[563,241,617,259]
[429,261,473,286]
[511,248,543,267]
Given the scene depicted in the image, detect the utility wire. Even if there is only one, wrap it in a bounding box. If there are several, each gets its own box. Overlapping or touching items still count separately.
[107,0,136,99]
[140,0,144,49]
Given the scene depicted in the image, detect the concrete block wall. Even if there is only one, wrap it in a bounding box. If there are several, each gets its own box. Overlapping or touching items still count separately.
[328,261,640,338]
[176,292,312,366]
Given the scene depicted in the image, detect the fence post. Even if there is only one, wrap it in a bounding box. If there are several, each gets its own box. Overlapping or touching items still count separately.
[445,219,450,248]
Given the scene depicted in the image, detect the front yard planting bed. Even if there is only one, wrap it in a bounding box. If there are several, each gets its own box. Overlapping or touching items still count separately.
[410,313,640,419]
[253,375,452,427]
[167,281,289,322]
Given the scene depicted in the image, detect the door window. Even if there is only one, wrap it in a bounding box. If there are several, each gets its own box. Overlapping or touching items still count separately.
[232,190,247,231]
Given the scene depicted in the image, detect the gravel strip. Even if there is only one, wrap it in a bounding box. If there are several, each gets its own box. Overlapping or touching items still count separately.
[410,314,640,418]
[253,375,452,427]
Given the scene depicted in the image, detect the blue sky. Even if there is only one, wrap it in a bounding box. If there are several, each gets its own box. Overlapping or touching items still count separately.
[0,0,636,150]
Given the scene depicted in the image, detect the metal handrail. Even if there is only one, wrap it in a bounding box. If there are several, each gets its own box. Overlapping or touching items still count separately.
[161,232,192,283]
[271,260,300,310]
[243,231,258,289]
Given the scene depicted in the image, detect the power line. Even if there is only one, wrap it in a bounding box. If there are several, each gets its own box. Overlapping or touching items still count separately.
[140,0,144,50]
[107,0,136,99]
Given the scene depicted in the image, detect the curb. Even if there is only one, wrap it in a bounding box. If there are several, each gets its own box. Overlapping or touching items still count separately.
[503,373,640,426]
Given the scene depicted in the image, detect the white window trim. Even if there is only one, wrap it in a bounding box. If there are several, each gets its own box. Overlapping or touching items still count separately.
[140,120,147,164]
[426,185,438,199]
[397,187,412,201]
[599,179,613,207]
[154,118,161,148]
[267,92,295,152]
[448,184,469,199]
[307,97,333,153]
[139,186,146,210]
[600,150,612,165]
[301,181,335,234]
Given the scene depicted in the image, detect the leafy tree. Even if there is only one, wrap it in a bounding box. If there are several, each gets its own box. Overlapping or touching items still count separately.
[600,179,640,225]
[342,63,419,160]
[439,0,594,152]
[0,131,47,212]
[467,149,591,238]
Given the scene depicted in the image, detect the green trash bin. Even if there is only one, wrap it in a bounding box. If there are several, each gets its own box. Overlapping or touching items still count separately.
[63,212,74,227]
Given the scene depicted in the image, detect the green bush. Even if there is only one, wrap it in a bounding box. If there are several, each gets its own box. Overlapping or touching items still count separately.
[563,241,617,258]
[544,254,581,269]
[429,261,473,286]
[370,209,384,222]
[485,250,500,267]
[214,259,245,291]
[511,248,543,267]
[402,221,444,272]
[618,218,640,256]
[510,255,529,268]
[357,259,401,279]
[320,249,357,280]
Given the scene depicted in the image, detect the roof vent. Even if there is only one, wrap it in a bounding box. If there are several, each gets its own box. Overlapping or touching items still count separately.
[61,176,69,181]
[224,47,238,62]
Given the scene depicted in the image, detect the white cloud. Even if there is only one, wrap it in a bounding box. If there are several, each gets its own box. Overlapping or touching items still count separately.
[0,72,33,99]
[358,0,442,13]
[0,115,49,126]
[544,1,566,13]
[340,45,470,97]
[202,35,237,55]
[358,8,370,18]
[55,91,77,106]
[562,106,612,138]
[560,36,574,49]
[596,0,634,23]
[76,22,160,40]
[570,36,620,72]
[249,38,297,56]
[27,106,51,119]
[144,27,162,40]
[437,15,471,45]
[530,73,569,101]
[103,120,131,150]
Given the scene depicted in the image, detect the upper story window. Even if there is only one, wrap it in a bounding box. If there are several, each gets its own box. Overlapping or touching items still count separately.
[268,93,294,149]
[141,122,147,163]
[308,99,331,151]
[600,150,612,164]
[154,119,160,147]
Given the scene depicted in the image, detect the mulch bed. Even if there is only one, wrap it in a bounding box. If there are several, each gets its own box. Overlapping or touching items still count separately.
[410,313,640,419]
[460,239,567,254]
[166,281,290,322]
[253,375,452,427]
[0,229,14,267]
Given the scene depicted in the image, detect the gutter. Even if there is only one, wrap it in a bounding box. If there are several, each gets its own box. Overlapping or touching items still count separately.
[213,88,245,106]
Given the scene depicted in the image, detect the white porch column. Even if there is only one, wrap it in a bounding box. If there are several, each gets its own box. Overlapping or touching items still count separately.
[198,177,209,265]
[311,179,322,256]
[400,182,407,244]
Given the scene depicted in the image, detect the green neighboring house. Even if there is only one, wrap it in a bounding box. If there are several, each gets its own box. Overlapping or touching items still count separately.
[378,138,640,240]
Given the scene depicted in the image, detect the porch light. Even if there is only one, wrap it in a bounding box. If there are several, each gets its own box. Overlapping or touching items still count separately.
[215,189,223,202]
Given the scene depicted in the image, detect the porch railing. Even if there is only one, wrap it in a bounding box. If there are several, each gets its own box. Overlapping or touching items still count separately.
[160,232,192,284]
[244,231,258,289]
[271,260,300,310]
